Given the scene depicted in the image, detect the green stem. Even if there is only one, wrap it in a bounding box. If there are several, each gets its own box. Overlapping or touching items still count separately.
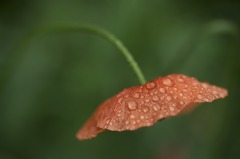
[7,23,146,85]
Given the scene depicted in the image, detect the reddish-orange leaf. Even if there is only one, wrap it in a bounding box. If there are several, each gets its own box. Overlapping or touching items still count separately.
[76,74,228,140]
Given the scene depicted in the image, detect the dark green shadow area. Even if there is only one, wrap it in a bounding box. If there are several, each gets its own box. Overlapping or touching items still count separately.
[0,0,240,159]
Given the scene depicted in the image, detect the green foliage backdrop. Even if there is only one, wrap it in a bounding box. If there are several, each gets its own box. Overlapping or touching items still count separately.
[0,0,240,159]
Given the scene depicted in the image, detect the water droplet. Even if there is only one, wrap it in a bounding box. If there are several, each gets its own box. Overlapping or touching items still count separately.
[128,101,138,110]
[145,98,150,103]
[211,90,217,95]
[204,98,210,102]
[109,121,113,126]
[197,94,203,99]
[166,96,172,101]
[179,93,183,96]
[132,120,136,124]
[140,115,145,119]
[192,82,198,86]
[133,92,140,98]
[146,123,152,126]
[130,114,135,119]
[153,104,160,111]
[158,114,164,118]
[143,107,149,113]
[162,78,173,86]
[219,92,226,98]
[125,120,130,125]
[202,83,208,89]
[160,96,165,100]
[159,88,166,93]
[117,113,121,117]
[183,89,188,92]
[172,103,176,107]
[146,82,156,89]
[152,95,159,101]
[106,118,111,124]
[177,78,184,83]
[180,101,185,105]
[118,98,124,104]
[170,106,175,112]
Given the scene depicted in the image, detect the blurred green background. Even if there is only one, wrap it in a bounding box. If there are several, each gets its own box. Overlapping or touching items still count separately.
[0,0,240,159]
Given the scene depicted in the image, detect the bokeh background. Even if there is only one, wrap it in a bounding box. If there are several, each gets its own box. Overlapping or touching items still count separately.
[1,0,240,159]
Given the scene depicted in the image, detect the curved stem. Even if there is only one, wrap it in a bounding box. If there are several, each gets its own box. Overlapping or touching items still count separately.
[7,23,146,85]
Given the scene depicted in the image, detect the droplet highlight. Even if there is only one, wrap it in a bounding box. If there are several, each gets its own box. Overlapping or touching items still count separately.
[152,95,159,102]
[146,82,156,89]
[159,88,166,93]
[162,78,173,86]
[133,92,140,98]
[197,94,203,99]
[177,78,184,83]
[128,100,138,110]
[153,104,160,111]
[143,107,149,113]
[106,118,111,124]
[170,106,175,112]
[118,98,124,104]
[166,96,172,101]
[130,114,135,119]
